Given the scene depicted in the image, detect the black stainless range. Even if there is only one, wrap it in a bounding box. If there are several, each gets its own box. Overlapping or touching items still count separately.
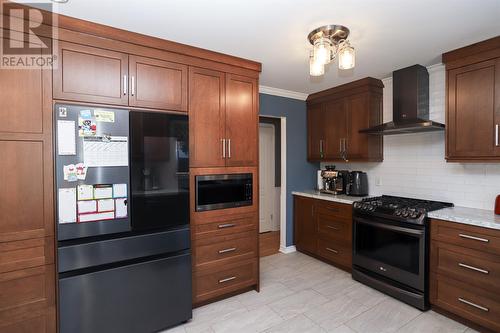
[352,195,453,310]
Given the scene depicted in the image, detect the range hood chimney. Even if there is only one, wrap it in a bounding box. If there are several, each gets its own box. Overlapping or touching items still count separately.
[360,64,445,135]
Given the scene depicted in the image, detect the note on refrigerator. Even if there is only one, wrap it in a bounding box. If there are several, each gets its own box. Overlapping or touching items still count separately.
[94,185,113,199]
[77,200,97,214]
[57,120,76,155]
[58,188,77,223]
[77,184,94,200]
[78,211,115,223]
[115,198,128,218]
[83,136,128,167]
[97,199,115,212]
[113,183,127,198]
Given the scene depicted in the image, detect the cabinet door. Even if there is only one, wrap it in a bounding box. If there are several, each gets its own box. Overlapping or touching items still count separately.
[324,99,348,160]
[129,56,188,111]
[307,103,325,160]
[225,74,258,167]
[189,67,226,167]
[54,41,128,105]
[447,59,500,159]
[294,196,317,254]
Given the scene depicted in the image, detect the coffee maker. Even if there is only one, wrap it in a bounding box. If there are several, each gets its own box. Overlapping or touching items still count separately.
[320,166,344,195]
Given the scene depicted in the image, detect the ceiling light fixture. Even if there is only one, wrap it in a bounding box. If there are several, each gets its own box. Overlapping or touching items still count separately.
[308,25,355,76]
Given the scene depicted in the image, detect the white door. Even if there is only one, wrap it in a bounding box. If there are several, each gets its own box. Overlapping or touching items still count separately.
[259,123,275,233]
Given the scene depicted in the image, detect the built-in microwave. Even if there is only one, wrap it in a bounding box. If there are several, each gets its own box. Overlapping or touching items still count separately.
[195,173,252,212]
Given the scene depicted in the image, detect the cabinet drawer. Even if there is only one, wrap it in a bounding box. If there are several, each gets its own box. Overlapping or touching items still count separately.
[194,231,257,269]
[431,219,500,255]
[317,238,351,268]
[433,243,500,294]
[433,276,500,332]
[316,201,352,220]
[194,259,257,303]
[317,214,351,243]
[193,213,257,239]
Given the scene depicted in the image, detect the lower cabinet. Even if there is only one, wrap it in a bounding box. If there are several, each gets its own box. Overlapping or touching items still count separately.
[430,219,500,332]
[294,195,353,271]
[192,212,259,305]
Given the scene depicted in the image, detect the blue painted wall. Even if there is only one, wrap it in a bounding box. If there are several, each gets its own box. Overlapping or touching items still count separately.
[259,93,318,246]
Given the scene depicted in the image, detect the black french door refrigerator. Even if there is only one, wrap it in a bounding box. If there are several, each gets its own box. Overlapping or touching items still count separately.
[55,104,192,333]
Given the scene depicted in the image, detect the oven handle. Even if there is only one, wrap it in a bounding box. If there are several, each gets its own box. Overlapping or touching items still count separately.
[354,217,424,236]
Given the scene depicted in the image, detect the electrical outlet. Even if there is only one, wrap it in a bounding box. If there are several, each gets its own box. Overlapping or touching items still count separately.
[376,177,382,186]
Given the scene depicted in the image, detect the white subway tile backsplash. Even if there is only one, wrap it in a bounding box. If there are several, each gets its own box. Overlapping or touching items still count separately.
[321,64,500,211]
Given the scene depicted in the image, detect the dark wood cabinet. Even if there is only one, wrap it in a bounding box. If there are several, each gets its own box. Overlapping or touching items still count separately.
[307,77,384,162]
[294,195,352,271]
[444,36,500,162]
[129,55,188,111]
[225,74,258,167]
[294,196,317,254]
[430,219,500,332]
[0,35,56,332]
[189,67,226,167]
[54,41,129,106]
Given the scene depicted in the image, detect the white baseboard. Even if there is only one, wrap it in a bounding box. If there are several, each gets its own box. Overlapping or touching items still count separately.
[279,245,297,254]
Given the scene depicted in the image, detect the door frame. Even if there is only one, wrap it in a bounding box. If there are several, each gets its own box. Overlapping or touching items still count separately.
[258,116,287,252]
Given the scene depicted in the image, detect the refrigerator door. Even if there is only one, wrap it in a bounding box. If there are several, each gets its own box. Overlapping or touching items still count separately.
[55,104,131,240]
[130,111,189,232]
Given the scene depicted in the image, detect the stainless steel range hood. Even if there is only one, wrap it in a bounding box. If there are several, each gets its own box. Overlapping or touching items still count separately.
[360,64,445,135]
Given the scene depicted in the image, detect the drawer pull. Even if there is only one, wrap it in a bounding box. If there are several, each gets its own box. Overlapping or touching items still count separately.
[458,298,489,312]
[458,263,489,274]
[218,247,237,254]
[218,223,235,229]
[326,225,339,230]
[459,234,489,243]
[218,276,236,283]
[326,247,338,254]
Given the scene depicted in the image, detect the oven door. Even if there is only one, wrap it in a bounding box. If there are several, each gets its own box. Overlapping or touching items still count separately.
[195,174,252,212]
[353,215,427,291]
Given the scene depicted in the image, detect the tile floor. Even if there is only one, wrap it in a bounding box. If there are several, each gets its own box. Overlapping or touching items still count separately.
[163,252,479,333]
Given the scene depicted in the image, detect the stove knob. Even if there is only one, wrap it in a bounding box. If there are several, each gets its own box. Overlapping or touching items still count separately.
[353,202,361,209]
[395,210,401,216]
[368,205,375,211]
[410,212,419,219]
[402,210,409,218]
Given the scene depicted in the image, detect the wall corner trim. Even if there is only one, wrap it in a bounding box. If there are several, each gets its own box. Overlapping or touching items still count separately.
[259,85,308,101]
[279,245,297,254]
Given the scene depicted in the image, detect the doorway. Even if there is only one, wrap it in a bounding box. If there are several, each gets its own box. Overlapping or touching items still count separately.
[259,118,281,256]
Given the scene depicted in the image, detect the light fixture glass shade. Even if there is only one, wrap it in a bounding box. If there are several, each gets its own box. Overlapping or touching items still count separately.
[309,53,324,76]
[313,38,332,65]
[338,42,355,70]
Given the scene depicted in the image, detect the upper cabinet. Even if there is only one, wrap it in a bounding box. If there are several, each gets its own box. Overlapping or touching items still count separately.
[189,69,258,168]
[129,56,187,111]
[444,37,500,162]
[54,41,129,106]
[54,42,188,112]
[307,77,384,162]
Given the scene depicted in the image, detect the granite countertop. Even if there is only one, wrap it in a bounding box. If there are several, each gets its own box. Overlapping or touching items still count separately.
[428,206,500,231]
[292,190,367,205]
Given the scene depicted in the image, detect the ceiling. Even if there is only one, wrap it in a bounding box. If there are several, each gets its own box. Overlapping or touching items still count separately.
[45,0,500,94]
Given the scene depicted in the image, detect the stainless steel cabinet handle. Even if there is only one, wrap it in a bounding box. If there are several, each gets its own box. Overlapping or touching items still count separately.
[326,225,339,230]
[218,247,236,254]
[218,276,236,283]
[228,139,231,159]
[496,124,499,146]
[123,75,127,95]
[131,76,135,96]
[458,298,489,312]
[222,139,226,159]
[326,247,338,254]
[459,233,489,243]
[218,223,235,229]
[458,263,489,274]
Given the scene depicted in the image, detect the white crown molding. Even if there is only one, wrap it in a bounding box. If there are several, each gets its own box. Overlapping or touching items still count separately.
[259,85,308,101]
